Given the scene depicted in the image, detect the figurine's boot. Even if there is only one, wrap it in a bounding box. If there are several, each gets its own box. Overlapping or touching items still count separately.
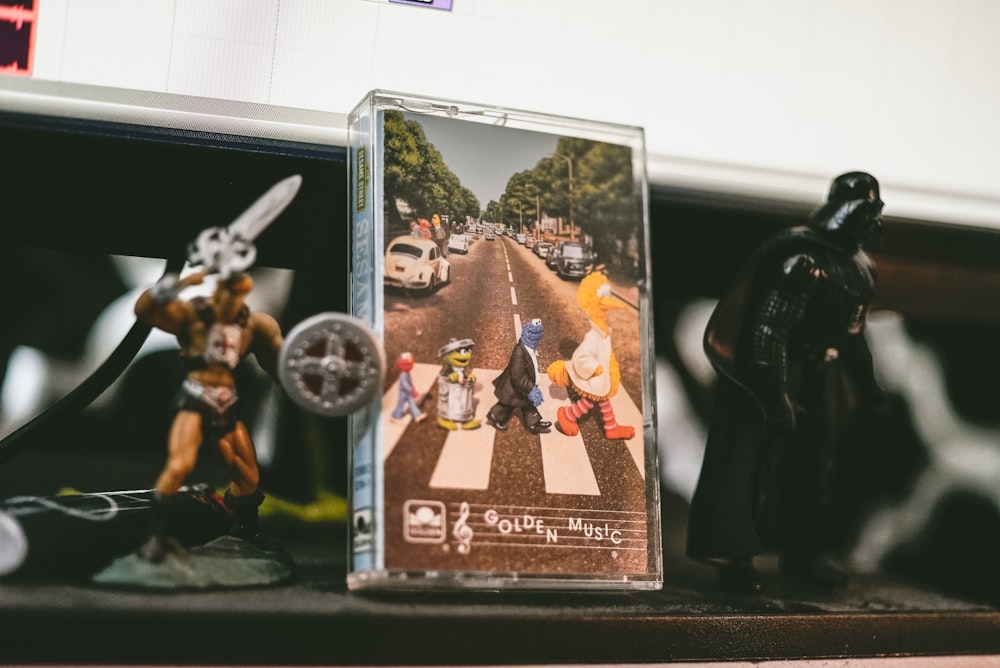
[780,552,848,590]
[604,425,635,440]
[556,406,580,436]
[486,405,509,431]
[138,491,183,563]
[525,416,552,435]
[225,489,282,552]
[716,557,763,594]
[599,400,634,440]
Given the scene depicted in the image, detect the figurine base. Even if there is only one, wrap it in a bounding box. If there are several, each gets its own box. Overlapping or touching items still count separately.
[91,535,293,589]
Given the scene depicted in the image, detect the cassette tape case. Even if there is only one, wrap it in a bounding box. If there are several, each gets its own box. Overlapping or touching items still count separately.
[348,91,661,590]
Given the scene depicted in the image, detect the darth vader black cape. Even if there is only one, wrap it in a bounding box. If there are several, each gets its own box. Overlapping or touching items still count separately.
[686,225,870,562]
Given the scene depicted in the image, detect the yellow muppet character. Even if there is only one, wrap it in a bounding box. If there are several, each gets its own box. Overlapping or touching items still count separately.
[547,268,634,440]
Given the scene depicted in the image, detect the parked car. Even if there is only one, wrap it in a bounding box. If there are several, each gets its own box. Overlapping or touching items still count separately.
[515,233,526,245]
[448,233,470,254]
[525,236,536,249]
[534,241,553,258]
[546,243,560,269]
[384,236,451,294]
[553,241,595,279]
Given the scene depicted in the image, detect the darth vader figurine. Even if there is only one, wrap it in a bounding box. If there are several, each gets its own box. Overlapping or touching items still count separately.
[687,172,886,593]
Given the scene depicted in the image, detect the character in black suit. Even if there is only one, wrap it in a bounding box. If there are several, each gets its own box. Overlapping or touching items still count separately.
[688,171,886,593]
[487,318,551,434]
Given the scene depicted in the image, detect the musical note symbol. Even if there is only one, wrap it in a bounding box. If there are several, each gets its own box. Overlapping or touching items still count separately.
[452,501,473,554]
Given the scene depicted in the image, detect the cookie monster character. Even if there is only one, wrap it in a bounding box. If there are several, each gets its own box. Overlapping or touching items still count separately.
[436,338,481,430]
[487,318,551,434]
[391,352,427,423]
[547,268,634,441]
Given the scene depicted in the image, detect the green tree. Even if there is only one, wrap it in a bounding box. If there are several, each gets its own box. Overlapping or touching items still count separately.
[502,170,541,234]
[484,200,502,224]
[382,110,482,235]
[574,141,636,235]
[382,110,424,230]
[504,136,639,244]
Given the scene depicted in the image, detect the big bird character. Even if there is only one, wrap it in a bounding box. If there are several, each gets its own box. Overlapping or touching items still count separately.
[547,268,634,440]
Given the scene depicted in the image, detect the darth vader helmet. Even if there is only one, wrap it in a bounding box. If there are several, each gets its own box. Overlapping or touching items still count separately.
[810,171,884,246]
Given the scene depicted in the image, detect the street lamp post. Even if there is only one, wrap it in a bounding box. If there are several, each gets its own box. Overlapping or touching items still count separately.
[551,152,575,240]
[526,183,541,239]
[535,194,541,238]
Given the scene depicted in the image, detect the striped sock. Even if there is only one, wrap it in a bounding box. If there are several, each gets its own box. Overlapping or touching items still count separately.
[599,400,618,431]
[568,397,593,421]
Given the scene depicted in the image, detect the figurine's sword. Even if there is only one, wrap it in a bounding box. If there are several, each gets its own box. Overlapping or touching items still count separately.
[188,174,303,277]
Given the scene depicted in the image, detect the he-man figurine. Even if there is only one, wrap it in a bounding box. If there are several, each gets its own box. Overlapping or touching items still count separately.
[134,269,284,561]
[132,175,302,562]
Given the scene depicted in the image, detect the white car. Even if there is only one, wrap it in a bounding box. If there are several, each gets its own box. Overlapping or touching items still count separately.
[448,233,470,254]
[534,241,553,258]
[384,236,451,294]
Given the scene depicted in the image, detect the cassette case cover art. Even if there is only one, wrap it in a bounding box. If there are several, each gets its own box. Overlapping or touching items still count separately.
[349,92,660,589]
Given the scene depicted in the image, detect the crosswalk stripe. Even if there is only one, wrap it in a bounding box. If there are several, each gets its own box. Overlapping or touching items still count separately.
[611,385,645,480]
[428,368,502,490]
[537,384,601,496]
[380,363,645,495]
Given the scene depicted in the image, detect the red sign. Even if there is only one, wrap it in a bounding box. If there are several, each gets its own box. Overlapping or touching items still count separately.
[1,1,37,76]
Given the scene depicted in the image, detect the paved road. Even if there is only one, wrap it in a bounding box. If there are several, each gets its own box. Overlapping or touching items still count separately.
[377,233,655,578]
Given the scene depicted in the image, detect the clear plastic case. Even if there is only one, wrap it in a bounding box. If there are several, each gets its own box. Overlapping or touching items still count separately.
[348,90,661,590]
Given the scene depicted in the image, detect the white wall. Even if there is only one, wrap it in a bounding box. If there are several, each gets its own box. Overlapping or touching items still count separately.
[8,0,1000,225]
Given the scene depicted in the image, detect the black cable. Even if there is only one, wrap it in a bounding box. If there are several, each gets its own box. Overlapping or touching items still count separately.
[0,255,187,466]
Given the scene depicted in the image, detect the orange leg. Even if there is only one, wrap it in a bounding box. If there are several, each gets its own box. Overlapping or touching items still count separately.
[155,410,203,496]
[217,421,261,497]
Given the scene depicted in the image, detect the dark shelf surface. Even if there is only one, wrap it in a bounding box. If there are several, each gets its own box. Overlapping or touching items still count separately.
[2,493,998,666]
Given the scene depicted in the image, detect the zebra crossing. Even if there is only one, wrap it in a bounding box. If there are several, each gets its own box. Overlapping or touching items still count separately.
[380,363,645,496]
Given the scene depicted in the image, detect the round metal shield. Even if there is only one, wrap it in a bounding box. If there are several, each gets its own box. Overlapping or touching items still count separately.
[278,313,385,417]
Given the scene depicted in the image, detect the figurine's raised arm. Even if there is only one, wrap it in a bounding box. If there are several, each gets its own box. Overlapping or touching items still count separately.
[134,271,206,334]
